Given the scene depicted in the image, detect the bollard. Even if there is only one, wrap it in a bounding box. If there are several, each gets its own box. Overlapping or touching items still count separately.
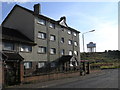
[86,62,90,74]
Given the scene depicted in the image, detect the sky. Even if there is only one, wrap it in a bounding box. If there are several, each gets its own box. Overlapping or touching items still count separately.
[0,1,118,52]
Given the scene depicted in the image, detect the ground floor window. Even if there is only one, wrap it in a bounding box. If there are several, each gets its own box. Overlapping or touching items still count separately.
[38,62,45,68]
[24,62,32,69]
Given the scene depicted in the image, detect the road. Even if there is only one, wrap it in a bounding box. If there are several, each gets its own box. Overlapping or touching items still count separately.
[7,69,118,88]
[49,69,118,88]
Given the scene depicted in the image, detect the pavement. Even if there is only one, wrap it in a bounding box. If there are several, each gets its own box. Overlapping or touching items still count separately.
[5,69,109,88]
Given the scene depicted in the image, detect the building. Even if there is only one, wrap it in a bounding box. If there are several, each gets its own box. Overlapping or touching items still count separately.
[1,4,80,85]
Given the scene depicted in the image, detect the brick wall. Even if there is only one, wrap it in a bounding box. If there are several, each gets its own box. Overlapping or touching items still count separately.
[22,72,80,83]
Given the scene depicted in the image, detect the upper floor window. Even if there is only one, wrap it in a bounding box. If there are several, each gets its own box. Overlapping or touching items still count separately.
[3,42,14,51]
[24,62,32,69]
[74,41,78,46]
[68,40,72,45]
[50,48,56,54]
[20,45,32,52]
[61,27,64,31]
[74,51,78,56]
[50,35,56,41]
[61,37,64,43]
[68,30,72,34]
[61,49,65,55]
[38,46,46,54]
[37,18,46,25]
[38,62,45,68]
[69,50,73,55]
[73,32,77,36]
[49,23,55,29]
[38,32,46,39]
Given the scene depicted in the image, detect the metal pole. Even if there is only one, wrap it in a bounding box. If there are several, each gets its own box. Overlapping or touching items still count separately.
[82,34,85,52]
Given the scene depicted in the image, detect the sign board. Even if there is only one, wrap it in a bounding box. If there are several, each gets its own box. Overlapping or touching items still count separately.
[87,42,96,48]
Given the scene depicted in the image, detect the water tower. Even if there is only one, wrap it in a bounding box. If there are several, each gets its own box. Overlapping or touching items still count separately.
[87,42,96,52]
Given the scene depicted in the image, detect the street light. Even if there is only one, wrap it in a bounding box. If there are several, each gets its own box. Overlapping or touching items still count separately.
[82,30,95,52]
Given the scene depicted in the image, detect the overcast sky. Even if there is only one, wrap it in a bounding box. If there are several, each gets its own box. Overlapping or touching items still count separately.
[1,1,118,52]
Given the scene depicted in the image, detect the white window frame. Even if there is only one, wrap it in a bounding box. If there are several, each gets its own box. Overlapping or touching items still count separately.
[49,23,55,29]
[73,32,77,36]
[61,49,65,55]
[68,40,72,45]
[3,42,14,51]
[38,32,46,39]
[50,35,56,41]
[38,46,46,54]
[37,18,46,25]
[20,45,32,52]
[74,51,78,56]
[61,37,64,43]
[69,50,73,55]
[38,62,45,68]
[24,62,32,69]
[68,30,72,34]
[74,41,78,46]
[50,48,56,54]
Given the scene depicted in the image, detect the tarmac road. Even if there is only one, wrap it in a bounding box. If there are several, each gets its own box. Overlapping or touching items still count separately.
[50,69,118,88]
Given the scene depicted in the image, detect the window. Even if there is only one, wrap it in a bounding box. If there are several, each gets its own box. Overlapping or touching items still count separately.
[74,41,78,46]
[38,32,46,39]
[3,42,14,51]
[24,62,32,69]
[38,62,45,68]
[50,48,56,54]
[37,18,46,25]
[20,45,32,52]
[61,49,65,55]
[69,50,73,55]
[38,46,46,53]
[68,30,72,34]
[49,23,55,29]
[73,32,77,36]
[61,27,64,31]
[61,37,64,43]
[74,51,78,56]
[50,35,56,41]
[68,40,72,45]
[51,62,56,67]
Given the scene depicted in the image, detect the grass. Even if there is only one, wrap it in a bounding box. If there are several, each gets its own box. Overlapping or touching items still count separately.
[90,62,120,69]
[100,65,118,69]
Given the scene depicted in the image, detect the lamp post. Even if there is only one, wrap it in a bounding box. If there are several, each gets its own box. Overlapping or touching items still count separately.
[82,30,95,52]
[81,30,95,75]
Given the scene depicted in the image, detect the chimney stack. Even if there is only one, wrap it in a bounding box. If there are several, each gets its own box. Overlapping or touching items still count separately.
[34,4,40,15]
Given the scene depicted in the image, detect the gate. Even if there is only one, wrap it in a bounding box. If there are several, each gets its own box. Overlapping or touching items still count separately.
[4,61,20,86]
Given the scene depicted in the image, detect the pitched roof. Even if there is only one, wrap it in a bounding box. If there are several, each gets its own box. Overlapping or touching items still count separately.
[2,27,36,45]
[58,55,73,63]
[3,52,24,61]
[2,4,80,33]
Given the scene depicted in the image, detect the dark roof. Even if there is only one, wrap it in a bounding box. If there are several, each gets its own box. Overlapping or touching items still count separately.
[3,52,24,61]
[2,4,80,33]
[2,27,36,45]
[59,55,73,63]
[0,52,7,60]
